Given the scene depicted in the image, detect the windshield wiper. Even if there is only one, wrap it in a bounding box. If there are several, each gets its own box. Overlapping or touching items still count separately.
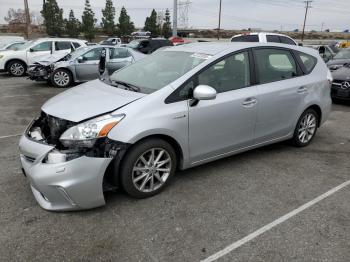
[112,80,141,92]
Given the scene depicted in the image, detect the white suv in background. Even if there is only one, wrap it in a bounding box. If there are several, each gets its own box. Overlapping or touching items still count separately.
[231,32,298,46]
[0,38,87,76]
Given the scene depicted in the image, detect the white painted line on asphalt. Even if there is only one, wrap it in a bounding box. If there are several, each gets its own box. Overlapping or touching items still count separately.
[0,94,42,98]
[202,179,350,262]
[0,134,22,139]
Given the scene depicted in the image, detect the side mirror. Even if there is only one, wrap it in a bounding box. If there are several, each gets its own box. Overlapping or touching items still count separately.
[29,48,34,52]
[298,43,303,46]
[77,56,84,63]
[193,85,217,100]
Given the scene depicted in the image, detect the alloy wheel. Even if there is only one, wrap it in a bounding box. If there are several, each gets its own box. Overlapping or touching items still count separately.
[10,63,25,76]
[53,71,70,87]
[298,113,317,144]
[132,148,172,193]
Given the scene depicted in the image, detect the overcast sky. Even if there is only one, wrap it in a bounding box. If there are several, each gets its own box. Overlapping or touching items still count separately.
[0,0,349,31]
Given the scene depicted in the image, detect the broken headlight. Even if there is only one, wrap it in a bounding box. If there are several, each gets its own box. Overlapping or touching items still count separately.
[59,113,125,148]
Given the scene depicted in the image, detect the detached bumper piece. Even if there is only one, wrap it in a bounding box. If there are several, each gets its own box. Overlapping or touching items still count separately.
[18,115,128,211]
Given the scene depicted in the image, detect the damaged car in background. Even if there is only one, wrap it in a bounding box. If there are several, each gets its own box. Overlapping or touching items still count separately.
[28,45,146,88]
[19,43,331,211]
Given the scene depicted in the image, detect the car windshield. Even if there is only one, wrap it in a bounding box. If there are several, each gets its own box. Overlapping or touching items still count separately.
[333,49,350,59]
[110,51,208,93]
[17,40,36,50]
[329,45,339,53]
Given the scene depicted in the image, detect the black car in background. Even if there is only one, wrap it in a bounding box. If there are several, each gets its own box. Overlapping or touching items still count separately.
[127,38,173,54]
[331,64,350,101]
[326,48,350,71]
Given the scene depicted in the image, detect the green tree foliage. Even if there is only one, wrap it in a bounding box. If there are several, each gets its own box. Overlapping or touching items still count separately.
[41,0,64,36]
[101,0,115,36]
[81,0,97,41]
[65,10,81,38]
[117,7,135,37]
[162,9,172,38]
[144,9,159,37]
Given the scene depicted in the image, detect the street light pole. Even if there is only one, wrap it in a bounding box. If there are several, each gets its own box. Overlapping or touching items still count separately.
[173,0,178,37]
[217,0,222,40]
[301,0,312,42]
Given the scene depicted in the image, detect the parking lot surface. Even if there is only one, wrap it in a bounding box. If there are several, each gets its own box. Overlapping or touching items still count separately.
[0,74,349,261]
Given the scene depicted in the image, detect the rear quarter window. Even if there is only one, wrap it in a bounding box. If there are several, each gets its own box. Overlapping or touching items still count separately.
[280,36,296,45]
[296,52,317,74]
[231,35,259,42]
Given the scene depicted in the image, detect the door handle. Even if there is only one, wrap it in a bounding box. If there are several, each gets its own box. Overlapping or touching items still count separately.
[297,86,308,94]
[242,98,257,107]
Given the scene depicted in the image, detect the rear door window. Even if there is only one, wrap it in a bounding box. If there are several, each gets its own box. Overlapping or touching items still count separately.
[231,35,259,42]
[254,48,298,84]
[73,42,81,49]
[266,35,281,43]
[296,52,317,74]
[55,41,72,51]
[109,48,130,59]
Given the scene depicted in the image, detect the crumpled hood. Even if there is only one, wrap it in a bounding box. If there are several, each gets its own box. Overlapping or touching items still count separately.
[42,79,146,122]
[33,53,70,66]
[331,66,350,81]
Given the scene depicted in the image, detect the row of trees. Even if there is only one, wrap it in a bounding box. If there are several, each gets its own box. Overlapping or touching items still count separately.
[40,0,172,41]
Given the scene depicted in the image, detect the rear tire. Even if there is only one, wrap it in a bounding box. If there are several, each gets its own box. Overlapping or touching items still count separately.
[119,139,177,199]
[291,109,318,147]
[51,69,73,88]
[7,60,27,76]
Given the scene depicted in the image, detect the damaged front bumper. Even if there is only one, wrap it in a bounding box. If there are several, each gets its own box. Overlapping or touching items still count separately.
[27,64,51,81]
[19,117,126,211]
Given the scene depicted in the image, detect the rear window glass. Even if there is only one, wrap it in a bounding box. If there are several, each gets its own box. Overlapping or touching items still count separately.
[231,35,259,42]
[297,52,317,74]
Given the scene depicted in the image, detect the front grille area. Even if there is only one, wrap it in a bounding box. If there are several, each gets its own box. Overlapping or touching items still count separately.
[23,155,36,163]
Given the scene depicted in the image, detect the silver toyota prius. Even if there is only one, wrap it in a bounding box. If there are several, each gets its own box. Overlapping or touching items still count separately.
[19,42,332,211]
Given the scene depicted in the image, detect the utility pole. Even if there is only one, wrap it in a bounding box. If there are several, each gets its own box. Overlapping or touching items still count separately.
[321,22,324,32]
[301,0,312,42]
[173,0,178,37]
[217,0,222,40]
[24,0,31,39]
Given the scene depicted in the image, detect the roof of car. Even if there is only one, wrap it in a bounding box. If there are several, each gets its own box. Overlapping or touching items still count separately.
[161,42,317,56]
[34,38,87,42]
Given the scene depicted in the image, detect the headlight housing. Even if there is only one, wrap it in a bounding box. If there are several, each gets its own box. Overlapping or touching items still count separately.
[59,113,125,148]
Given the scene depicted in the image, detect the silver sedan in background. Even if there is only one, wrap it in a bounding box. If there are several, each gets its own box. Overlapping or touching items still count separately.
[29,45,146,88]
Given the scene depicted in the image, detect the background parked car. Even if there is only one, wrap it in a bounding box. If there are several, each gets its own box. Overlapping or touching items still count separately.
[0,41,26,51]
[169,36,185,45]
[326,48,350,71]
[0,38,87,76]
[127,38,173,54]
[230,32,298,45]
[40,45,146,88]
[316,44,339,62]
[100,38,122,46]
[0,35,24,48]
[330,64,350,101]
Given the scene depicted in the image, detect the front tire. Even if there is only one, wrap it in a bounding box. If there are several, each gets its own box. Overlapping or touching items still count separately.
[119,139,177,198]
[291,109,318,147]
[7,60,27,76]
[51,69,73,88]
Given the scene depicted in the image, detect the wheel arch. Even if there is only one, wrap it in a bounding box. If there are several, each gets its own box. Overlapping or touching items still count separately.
[305,104,322,127]
[5,58,27,72]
